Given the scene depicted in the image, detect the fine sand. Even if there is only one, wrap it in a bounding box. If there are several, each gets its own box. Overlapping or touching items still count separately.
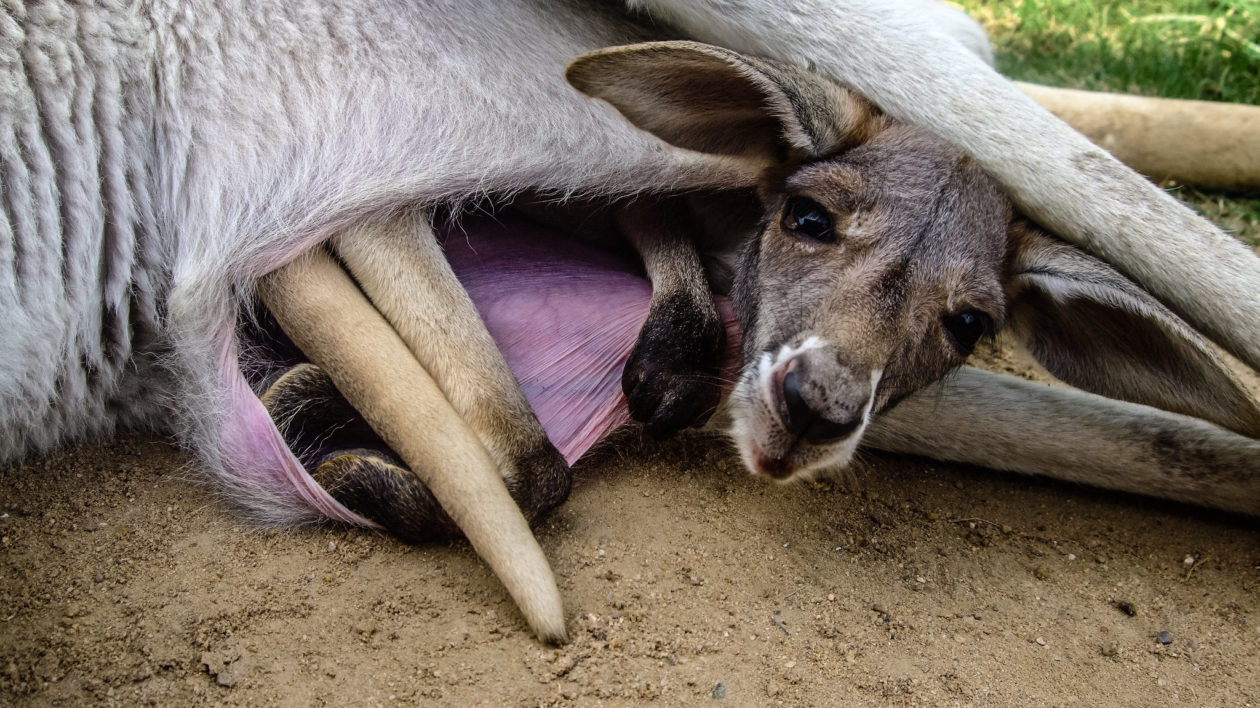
[3,340,1258,706]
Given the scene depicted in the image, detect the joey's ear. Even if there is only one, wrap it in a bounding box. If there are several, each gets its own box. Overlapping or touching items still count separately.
[566,41,879,163]
[1005,221,1260,437]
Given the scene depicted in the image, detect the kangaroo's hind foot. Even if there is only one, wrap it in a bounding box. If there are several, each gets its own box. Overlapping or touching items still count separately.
[262,363,462,542]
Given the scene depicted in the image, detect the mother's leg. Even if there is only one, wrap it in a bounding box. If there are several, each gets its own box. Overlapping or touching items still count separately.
[865,367,1260,515]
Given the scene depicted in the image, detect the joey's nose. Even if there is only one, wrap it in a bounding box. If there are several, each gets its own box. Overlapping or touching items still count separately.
[781,369,861,444]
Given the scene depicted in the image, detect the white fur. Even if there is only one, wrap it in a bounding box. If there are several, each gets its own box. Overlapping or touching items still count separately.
[731,331,882,480]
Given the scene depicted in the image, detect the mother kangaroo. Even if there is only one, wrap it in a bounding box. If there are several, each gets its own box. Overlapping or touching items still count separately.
[4,0,1258,641]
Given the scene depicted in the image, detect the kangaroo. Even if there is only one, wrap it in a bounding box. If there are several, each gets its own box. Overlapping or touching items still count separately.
[4,1,1258,642]
[257,41,1260,636]
[261,38,1260,516]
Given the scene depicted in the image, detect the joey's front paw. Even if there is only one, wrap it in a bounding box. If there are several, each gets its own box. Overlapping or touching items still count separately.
[622,299,724,438]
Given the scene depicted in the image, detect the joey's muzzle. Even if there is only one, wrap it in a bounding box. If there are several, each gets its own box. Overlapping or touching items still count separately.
[734,337,880,480]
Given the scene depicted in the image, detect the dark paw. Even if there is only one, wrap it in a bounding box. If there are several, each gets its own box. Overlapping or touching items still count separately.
[507,442,573,523]
[622,295,725,438]
[312,448,461,543]
[264,363,573,541]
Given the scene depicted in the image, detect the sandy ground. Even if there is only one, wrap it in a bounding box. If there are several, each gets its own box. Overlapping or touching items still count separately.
[2,342,1259,707]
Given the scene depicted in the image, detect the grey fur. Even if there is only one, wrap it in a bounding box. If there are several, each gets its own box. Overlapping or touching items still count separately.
[867,368,1260,515]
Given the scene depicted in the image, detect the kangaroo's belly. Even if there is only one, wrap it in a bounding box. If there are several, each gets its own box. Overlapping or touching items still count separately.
[0,1,173,460]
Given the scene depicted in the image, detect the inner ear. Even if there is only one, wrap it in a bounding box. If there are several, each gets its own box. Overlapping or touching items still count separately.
[566,41,879,163]
[1004,221,1260,437]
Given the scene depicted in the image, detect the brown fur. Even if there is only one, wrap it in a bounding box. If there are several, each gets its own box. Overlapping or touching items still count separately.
[570,42,1260,480]
[260,40,1260,642]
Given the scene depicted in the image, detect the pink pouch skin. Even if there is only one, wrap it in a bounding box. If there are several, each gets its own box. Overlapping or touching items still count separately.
[442,212,741,463]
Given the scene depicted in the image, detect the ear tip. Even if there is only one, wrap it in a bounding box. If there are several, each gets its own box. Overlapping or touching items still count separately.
[564,47,639,95]
[563,58,595,94]
[565,41,740,93]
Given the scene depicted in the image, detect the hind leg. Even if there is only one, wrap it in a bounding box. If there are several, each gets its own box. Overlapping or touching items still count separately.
[329,209,571,518]
[262,363,461,541]
[865,367,1260,514]
[257,246,566,642]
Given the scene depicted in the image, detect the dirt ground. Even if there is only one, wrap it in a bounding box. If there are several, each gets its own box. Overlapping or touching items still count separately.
[2,341,1259,707]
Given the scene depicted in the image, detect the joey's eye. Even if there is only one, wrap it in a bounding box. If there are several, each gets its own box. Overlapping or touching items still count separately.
[942,310,994,354]
[781,196,834,243]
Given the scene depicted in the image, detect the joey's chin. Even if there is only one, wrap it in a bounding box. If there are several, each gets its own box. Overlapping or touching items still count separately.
[729,408,867,483]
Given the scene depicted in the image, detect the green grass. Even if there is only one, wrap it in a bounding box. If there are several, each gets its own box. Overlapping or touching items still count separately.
[956,0,1260,102]
[953,0,1260,244]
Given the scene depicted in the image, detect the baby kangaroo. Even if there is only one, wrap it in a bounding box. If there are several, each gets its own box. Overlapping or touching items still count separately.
[574,43,1260,484]
[266,42,1260,553]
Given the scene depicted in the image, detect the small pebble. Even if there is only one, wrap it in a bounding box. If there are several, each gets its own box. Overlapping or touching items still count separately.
[1115,601,1137,617]
[1035,637,1046,646]
[1182,555,1195,569]
[712,682,726,699]
[1157,631,1173,645]
[1101,643,1119,657]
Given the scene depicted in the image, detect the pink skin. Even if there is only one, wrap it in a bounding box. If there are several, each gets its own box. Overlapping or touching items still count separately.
[443,214,740,463]
[752,357,799,479]
[216,212,741,527]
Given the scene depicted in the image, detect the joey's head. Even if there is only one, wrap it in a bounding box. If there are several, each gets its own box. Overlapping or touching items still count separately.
[727,128,1011,478]
[569,41,1260,481]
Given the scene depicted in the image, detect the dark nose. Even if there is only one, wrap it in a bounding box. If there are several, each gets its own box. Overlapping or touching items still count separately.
[781,369,861,444]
